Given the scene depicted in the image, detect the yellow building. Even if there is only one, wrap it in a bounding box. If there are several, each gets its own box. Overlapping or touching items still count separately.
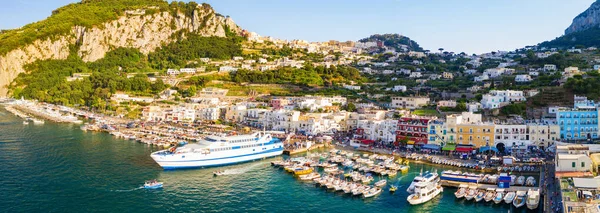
[456,123,495,147]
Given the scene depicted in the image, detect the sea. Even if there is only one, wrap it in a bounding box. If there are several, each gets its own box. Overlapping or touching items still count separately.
[0,108,542,212]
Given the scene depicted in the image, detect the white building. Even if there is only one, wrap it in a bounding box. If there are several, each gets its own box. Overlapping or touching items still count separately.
[437,100,457,108]
[409,72,422,78]
[543,64,557,71]
[343,84,361,90]
[515,74,532,82]
[391,97,430,109]
[392,85,407,92]
[198,107,220,121]
[179,68,196,74]
[219,66,238,72]
[494,124,529,148]
[480,90,526,109]
[166,69,180,75]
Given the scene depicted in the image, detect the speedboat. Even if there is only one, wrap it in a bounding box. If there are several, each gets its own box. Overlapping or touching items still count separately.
[513,191,527,208]
[454,185,467,199]
[363,187,382,198]
[493,189,505,204]
[407,172,443,205]
[361,175,374,184]
[144,180,163,189]
[504,191,516,204]
[374,179,387,187]
[389,185,398,192]
[526,189,540,210]
[299,172,320,181]
[484,188,496,202]
[516,176,525,186]
[213,171,225,176]
[525,176,536,186]
[474,190,485,202]
[465,186,477,201]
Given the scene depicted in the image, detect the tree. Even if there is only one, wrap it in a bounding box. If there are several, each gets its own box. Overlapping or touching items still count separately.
[345,102,357,112]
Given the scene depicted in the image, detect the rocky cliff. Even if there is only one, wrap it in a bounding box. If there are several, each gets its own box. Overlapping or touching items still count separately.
[565,0,600,35]
[0,5,240,97]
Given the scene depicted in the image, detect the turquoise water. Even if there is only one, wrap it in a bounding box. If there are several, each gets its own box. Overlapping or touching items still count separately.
[0,109,542,212]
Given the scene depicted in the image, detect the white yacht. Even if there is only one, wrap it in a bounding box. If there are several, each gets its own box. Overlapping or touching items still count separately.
[150,132,283,169]
[407,171,431,193]
[407,172,443,205]
[526,189,540,210]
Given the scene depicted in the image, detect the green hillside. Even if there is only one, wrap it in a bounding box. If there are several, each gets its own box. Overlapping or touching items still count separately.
[538,27,600,49]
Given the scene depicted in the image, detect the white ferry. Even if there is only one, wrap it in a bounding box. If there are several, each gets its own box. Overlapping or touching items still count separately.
[150,132,283,169]
[407,171,443,205]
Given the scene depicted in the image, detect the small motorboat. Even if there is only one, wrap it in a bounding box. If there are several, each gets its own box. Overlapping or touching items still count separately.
[484,188,496,202]
[389,185,398,192]
[525,176,536,186]
[374,179,387,187]
[516,176,525,186]
[299,172,320,181]
[144,180,163,189]
[474,190,485,202]
[213,170,225,176]
[465,186,477,200]
[510,175,517,185]
[513,191,527,208]
[363,187,382,198]
[361,175,374,184]
[493,189,505,204]
[454,184,467,199]
[504,191,516,204]
[526,189,540,210]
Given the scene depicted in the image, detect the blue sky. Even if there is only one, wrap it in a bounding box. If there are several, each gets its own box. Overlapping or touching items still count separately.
[0,0,595,54]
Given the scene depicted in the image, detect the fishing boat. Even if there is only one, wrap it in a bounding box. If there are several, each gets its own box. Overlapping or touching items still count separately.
[363,187,382,198]
[525,176,536,186]
[299,172,320,181]
[493,189,505,204]
[389,185,398,192]
[374,179,387,187]
[343,183,356,194]
[526,189,540,210]
[504,191,516,204]
[407,172,443,205]
[151,132,283,169]
[484,188,496,202]
[335,181,348,191]
[144,180,163,189]
[361,175,374,184]
[474,190,485,202]
[352,185,367,196]
[294,167,314,176]
[465,186,477,201]
[513,191,527,208]
[454,184,467,199]
[516,176,525,185]
[324,166,339,173]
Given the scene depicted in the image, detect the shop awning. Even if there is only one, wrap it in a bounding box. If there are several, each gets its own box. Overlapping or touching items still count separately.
[361,139,375,144]
[421,144,441,150]
[455,146,474,152]
[442,144,456,151]
[479,146,498,153]
[407,140,415,145]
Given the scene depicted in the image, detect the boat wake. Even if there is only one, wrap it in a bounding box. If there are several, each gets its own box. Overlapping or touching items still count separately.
[110,186,144,192]
[220,162,266,175]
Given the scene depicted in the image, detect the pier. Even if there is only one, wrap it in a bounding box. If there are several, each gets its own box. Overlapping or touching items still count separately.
[440,180,540,192]
[283,143,328,155]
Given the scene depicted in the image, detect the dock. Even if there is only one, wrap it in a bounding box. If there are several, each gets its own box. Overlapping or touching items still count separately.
[440,180,539,192]
[283,143,328,155]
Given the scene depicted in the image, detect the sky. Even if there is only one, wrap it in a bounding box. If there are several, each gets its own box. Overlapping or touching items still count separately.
[0,0,595,54]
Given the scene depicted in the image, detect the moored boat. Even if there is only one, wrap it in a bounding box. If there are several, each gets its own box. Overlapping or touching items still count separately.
[454,184,467,199]
[484,188,496,202]
[516,176,525,186]
[526,189,540,210]
[493,189,505,204]
[525,176,536,186]
[299,172,320,181]
[504,191,516,204]
[374,179,387,187]
[407,172,443,205]
[465,186,477,201]
[363,187,382,198]
[513,191,527,208]
[474,190,485,202]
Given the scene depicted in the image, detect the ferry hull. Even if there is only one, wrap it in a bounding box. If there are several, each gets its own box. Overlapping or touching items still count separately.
[152,147,283,169]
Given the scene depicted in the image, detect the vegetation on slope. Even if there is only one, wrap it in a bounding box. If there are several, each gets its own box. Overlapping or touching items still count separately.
[539,27,600,49]
[0,0,217,56]
[230,65,363,87]
[359,34,424,52]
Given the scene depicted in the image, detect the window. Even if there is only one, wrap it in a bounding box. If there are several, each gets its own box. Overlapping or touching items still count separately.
[572,162,576,168]
[582,162,585,168]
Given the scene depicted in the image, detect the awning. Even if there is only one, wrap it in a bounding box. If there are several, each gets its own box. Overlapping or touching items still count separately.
[479,146,498,153]
[361,139,375,144]
[421,144,441,150]
[442,144,456,151]
[407,140,415,145]
[455,147,474,152]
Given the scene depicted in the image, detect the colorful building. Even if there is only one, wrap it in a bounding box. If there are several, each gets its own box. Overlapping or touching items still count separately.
[557,96,599,141]
[396,117,433,147]
[456,123,495,148]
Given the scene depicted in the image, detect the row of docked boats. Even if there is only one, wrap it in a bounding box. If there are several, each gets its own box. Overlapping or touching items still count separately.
[454,185,540,209]
[312,175,384,198]
[441,170,537,186]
